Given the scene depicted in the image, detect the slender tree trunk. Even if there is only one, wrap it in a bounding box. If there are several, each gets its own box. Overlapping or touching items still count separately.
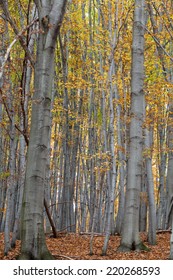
[0,19,6,231]
[3,25,17,253]
[156,126,167,229]
[139,172,147,232]
[166,75,173,259]
[51,123,59,225]
[145,127,156,244]
[4,104,16,255]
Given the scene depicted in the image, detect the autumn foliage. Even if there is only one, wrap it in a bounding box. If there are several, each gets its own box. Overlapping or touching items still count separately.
[0,0,173,259]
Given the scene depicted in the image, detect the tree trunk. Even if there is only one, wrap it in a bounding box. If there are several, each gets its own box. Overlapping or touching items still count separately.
[145,127,156,245]
[118,0,147,252]
[139,173,147,232]
[18,0,67,260]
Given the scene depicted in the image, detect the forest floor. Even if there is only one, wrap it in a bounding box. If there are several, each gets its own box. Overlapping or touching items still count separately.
[0,231,171,260]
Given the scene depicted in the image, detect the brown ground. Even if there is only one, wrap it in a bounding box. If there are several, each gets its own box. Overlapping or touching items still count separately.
[0,232,170,260]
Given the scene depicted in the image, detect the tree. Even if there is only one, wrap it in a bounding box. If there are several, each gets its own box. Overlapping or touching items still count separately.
[118,0,147,252]
[18,0,67,260]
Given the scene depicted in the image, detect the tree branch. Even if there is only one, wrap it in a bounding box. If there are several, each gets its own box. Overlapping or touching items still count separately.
[0,89,29,145]
[0,18,38,86]
[0,1,37,68]
[145,26,173,63]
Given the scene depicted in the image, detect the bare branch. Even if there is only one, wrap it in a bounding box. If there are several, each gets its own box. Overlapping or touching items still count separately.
[145,26,173,63]
[1,0,36,67]
[0,89,29,145]
[0,17,38,85]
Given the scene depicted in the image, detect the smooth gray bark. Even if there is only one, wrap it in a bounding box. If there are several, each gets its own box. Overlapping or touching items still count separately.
[19,0,67,260]
[4,94,16,255]
[139,174,147,232]
[145,127,156,244]
[118,0,146,252]
[156,127,167,230]
[0,20,6,231]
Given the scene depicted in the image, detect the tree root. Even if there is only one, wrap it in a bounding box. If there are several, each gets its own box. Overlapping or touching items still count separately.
[117,242,150,252]
[16,250,55,260]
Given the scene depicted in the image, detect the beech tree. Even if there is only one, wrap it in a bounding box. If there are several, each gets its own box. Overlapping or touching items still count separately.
[118,0,146,252]
[18,0,67,260]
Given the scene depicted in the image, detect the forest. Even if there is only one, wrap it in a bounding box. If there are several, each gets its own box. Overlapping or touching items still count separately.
[0,0,173,260]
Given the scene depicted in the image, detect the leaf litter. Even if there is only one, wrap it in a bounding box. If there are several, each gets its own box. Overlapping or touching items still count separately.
[0,232,170,260]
